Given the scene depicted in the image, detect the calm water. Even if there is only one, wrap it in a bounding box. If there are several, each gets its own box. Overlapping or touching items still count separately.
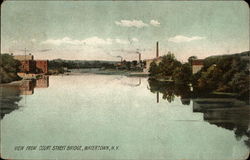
[0,74,249,160]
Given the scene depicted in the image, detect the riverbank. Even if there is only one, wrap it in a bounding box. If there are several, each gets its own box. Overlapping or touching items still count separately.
[0,71,22,84]
[0,54,22,84]
[0,80,24,90]
[68,68,149,77]
[148,78,244,102]
[0,73,46,87]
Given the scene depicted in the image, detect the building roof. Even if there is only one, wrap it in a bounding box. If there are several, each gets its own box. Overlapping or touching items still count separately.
[192,59,204,65]
[144,56,163,62]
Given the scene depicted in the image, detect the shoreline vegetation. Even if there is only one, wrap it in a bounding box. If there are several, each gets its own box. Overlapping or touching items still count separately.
[148,51,250,102]
[47,58,144,75]
[0,54,22,83]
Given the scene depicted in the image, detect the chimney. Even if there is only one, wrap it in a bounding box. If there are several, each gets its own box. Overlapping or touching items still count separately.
[138,53,141,62]
[156,41,159,58]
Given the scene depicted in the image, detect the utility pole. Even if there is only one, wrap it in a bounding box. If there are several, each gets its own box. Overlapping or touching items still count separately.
[136,51,141,68]
[24,48,27,60]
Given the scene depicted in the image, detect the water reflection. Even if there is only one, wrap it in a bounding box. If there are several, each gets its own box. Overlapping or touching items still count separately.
[35,76,49,88]
[121,78,141,87]
[0,86,22,119]
[193,98,250,149]
[19,76,49,95]
[20,75,49,95]
[0,75,249,159]
[148,78,191,104]
[147,78,250,149]
[20,80,36,95]
[0,76,49,118]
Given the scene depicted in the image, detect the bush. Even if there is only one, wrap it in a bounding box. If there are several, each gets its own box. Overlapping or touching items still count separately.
[0,54,21,83]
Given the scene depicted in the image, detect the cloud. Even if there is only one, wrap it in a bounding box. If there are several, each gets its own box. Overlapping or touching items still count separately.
[114,38,138,44]
[115,38,129,44]
[83,37,112,45]
[31,38,36,42]
[115,20,148,28]
[41,37,80,45]
[168,35,205,43]
[131,38,139,42]
[41,37,112,46]
[41,37,138,46]
[150,20,160,27]
[38,49,52,52]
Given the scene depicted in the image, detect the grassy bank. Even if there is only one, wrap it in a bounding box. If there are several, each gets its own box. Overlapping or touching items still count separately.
[0,54,22,83]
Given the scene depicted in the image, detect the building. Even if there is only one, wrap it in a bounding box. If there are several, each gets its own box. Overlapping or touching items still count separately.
[19,80,36,95]
[19,60,36,73]
[12,54,48,74]
[36,60,48,74]
[144,57,163,72]
[192,59,204,74]
[35,76,49,88]
[144,41,163,72]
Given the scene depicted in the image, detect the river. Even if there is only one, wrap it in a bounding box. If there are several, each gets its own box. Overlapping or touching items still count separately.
[0,74,249,160]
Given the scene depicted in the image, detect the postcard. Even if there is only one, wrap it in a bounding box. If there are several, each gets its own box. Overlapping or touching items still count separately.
[0,1,249,160]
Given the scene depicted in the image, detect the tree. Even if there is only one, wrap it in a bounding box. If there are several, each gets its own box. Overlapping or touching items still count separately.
[149,61,159,76]
[196,65,223,92]
[173,63,192,84]
[125,61,131,70]
[132,60,137,66]
[0,54,21,83]
[188,56,197,64]
[229,72,250,99]
[158,53,181,78]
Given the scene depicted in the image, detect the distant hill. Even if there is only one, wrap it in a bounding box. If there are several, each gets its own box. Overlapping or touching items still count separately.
[48,59,119,69]
[206,51,250,59]
[203,51,250,72]
[51,59,118,64]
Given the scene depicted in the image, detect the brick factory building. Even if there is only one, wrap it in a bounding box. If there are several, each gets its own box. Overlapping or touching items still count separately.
[13,54,48,74]
[36,60,48,74]
[19,60,36,73]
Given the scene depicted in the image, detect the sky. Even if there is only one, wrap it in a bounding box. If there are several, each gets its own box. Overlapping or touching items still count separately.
[1,1,249,61]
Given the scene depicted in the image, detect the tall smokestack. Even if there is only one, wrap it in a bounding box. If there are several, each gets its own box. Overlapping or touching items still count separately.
[139,53,141,62]
[156,41,159,58]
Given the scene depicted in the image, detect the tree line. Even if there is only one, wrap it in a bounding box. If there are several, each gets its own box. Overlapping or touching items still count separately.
[149,51,250,101]
[0,54,21,83]
[48,59,118,74]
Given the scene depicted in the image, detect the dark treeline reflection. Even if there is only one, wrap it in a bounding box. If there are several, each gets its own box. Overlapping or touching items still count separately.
[0,86,22,119]
[204,108,250,148]
[148,78,192,104]
[148,78,250,148]
[0,76,49,119]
